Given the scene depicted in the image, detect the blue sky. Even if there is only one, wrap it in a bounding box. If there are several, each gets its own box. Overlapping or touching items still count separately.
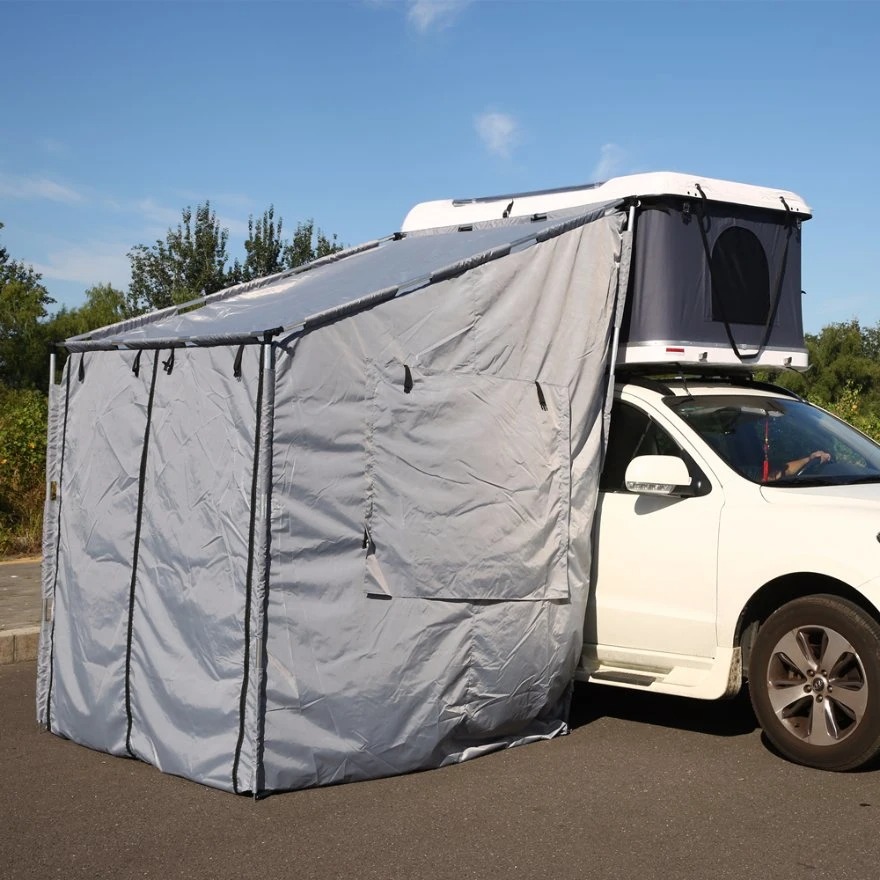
[1,0,878,333]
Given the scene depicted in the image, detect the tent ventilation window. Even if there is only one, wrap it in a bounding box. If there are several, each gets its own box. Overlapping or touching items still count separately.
[710,227,770,326]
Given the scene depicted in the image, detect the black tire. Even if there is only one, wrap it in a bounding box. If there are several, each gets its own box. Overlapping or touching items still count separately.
[749,594,880,771]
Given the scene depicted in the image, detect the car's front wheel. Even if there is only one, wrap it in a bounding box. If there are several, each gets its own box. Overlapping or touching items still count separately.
[749,594,880,771]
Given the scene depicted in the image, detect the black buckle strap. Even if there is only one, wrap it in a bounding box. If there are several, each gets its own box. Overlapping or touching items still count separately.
[535,381,548,411]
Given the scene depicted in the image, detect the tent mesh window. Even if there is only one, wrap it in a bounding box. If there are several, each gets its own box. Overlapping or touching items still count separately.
[710,226,770,325]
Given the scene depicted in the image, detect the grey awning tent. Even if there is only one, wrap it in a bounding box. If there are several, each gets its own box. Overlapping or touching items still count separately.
[38,202,631,793]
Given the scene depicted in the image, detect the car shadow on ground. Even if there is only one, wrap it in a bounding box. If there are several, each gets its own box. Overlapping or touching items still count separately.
[569,681,759,738]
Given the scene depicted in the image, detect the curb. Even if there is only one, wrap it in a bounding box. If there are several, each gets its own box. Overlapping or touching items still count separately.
[0,555,41,566]
[0,626,40,665]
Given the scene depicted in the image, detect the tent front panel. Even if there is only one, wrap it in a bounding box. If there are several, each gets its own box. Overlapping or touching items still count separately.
[45,350,151,753]
[260,212,625,792]
[127,346,262,791]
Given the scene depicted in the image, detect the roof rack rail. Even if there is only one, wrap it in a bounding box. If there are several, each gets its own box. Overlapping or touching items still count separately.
[617,366,804,401]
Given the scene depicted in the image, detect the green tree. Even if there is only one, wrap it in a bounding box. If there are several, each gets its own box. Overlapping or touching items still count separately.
[774,320,880,414]
[0,222,55,390]
[45,284,133,379]
[239,205,285,281]
[48,283,132,339]
[282,219,341,270]
[128,202,231,312]
[127,203,344,313]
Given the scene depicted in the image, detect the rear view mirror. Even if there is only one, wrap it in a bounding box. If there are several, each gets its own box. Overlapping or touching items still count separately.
[624,455,693,497]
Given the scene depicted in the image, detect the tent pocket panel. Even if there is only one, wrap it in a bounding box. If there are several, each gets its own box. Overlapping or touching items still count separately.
[365,373,570,601]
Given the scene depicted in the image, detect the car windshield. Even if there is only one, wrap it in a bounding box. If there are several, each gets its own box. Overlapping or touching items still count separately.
[666,393,880,487]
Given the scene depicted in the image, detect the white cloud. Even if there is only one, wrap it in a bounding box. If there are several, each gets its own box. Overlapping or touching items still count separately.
[32,243,131,288]
[406,0,471,33]
[0,173,83,203]
[475,111,519,159]
[591,143,625,181]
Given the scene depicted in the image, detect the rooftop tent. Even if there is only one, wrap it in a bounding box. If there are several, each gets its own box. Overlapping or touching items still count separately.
[402,172,812,371]
[38,203,631,793]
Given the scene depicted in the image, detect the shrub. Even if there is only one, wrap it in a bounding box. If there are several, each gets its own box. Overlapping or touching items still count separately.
[810,382,880,444]
[0,385,47,556]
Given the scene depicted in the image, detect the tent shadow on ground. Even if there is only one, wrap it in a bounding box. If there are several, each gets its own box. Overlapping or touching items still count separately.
[569,681,758,739]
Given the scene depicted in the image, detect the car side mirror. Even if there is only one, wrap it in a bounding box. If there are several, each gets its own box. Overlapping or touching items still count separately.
[624,455,694,497]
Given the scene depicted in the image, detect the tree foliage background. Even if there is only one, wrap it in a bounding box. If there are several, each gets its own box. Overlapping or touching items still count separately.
[772,320,880,437]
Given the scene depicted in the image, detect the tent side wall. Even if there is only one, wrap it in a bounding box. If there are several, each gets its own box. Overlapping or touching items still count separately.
[260,211,626,791]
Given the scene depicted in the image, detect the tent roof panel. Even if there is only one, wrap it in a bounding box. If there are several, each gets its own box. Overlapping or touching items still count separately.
[62,204,616,351]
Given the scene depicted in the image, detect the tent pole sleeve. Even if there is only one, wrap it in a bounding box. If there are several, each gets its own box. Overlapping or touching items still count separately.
[42,358,72,731]
[602,206,635,442]
[62,333,281,354]
[41,352,57,630]
[124,351,160,757]
[252,342,276,798]
[232,343,267,794]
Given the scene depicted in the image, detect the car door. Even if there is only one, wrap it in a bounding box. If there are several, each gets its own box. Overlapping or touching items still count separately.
[586,397,723,659]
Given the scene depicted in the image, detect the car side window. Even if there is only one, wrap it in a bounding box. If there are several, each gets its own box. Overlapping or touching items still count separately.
[600,400,682,493]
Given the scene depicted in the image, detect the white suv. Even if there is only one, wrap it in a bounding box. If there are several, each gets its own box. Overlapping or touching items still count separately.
[580,372,880,771]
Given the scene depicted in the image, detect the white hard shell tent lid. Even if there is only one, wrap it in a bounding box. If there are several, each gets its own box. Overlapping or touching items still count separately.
[402,171,812,231]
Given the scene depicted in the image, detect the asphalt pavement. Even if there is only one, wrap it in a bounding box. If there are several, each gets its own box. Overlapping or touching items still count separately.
[4,557,879,877]
[3,657,880,880]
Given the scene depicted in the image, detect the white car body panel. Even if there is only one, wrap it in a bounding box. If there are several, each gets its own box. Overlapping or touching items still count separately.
[579,381,880,701]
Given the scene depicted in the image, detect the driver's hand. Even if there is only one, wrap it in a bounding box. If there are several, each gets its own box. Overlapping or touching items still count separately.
[811,450,832,463]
